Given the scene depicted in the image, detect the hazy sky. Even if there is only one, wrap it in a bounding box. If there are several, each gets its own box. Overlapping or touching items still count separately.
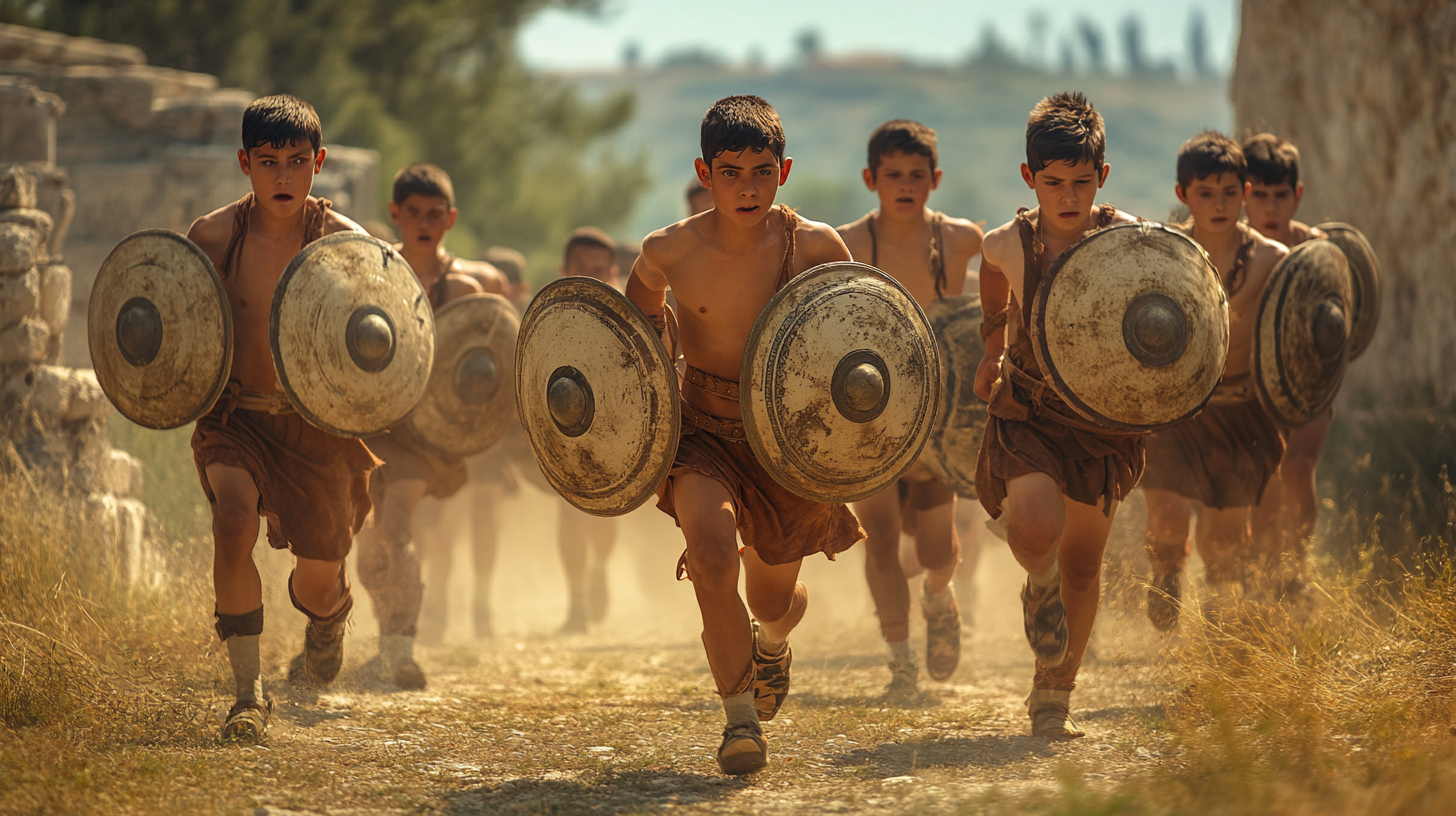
[520,0,1239,73]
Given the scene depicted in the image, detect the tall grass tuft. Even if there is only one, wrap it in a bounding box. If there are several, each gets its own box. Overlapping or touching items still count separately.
[0,471,213,746]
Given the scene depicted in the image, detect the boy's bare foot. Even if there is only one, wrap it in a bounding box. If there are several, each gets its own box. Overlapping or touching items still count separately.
[751,621,791,721]
[716,723,768,775]
[922,581,962,681]
[1027,689,1085,740]
[220,699,272,744]
[288,618,346,687]
[1147,570,1182,632]
[1021,578,1069,667]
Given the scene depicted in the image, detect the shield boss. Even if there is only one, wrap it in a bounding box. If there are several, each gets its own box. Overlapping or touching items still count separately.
[88,229,232,429]
[741,262,940,504]
[515,277,679,516]
[1254,239,1352,427]
[270,232,434,437]
[406,293,520,458]
[1031,222,1228,431]
[920,294,988,498]
[1314,222,1380,360]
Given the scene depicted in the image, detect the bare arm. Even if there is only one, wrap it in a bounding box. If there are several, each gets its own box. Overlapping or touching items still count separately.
[626,241,670,326]
[975,257,1011,401]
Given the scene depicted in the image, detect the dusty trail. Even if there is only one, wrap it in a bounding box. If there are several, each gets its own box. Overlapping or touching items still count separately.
[218,486,1178,815]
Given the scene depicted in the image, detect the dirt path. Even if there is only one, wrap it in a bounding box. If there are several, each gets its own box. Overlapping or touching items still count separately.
[220,492,1177,816]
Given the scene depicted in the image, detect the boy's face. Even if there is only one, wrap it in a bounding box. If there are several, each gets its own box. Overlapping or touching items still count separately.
[238,141,325,219]
[1020,158,1109,232]
[389,193,457,253]
[561,245,618,284]
[1176,172,1250,236]
[864,151,941,218]
[695,147,792,229]
[1244,180,1303,238]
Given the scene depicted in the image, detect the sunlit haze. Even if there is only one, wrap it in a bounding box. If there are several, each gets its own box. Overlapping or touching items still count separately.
[520,0,1239,74]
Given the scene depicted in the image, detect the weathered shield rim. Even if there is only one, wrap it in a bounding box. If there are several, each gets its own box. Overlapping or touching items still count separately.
[268,231,433,438]
[513,276,680,517]
[920,294,985,498]
[1253,240,1352,427]
[406,292,520,458]
[1313,222,1380,361]
[740,261,940,504]
[88,228,233,430]
[1031,221,1223,433]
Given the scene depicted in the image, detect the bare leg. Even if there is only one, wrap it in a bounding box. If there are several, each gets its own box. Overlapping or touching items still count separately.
[674,473,752,697]
[1194,504,1253,587]
[416,495,456,644]
[585,515,618,624]
[469,483,503,638]
[292,556,349,618]
[953,498,986,622]
[1036,496,1117,690]
[741,545,804,644]
[356,478,429,687]
[205,463,263,616]
[1142,488,1193,630]
[853,484,911,644]
[558,502,591,632]
[911,499,959,595]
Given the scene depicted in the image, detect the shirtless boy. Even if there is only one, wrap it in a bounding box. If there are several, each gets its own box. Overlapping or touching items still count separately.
[974,92,1140,739]
[187,95,377,742]
[836,120,983,696]
[628,95,865,774]
[558,227,624,634]
[356,164,488,687]
[418,244,532,643]
[1140,133,1289,629]
[1242,134,1328,603]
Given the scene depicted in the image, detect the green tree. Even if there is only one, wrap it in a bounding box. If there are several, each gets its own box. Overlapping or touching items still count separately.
[2,0,646,282]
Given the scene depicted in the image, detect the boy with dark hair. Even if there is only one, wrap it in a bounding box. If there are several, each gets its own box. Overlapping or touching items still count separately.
[1242,133,1327,604]
[836,119,984,696]
[686,177,714,216]
[354,162,486,686]
[1140,132,1289,630]
[187,94,377,742]
[628,94,864,774]
[556,226,623,632]
[974,91,1140,739]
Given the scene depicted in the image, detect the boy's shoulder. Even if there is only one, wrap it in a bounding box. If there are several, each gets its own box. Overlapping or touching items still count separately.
[834,212,873,239]
[451,259,507,295]
[980,212,1027,266]
[319,202,365,238]
[790,209,850,262]
[186,199,243,259]
[1289,220,1326,245]
[640,212,704,268]
[935,211,985,250]
[1247,226,1289,278]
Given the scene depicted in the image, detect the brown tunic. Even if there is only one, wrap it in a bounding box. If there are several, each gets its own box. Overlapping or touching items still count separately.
[192,195,380,562]
[975,206,1146,518]
[1139,231,1286,508]
[656,205,866,566]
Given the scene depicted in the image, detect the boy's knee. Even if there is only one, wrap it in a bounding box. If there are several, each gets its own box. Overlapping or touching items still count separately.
[686,539,738,590]
[212,502,257,549]
[1008,514,1060,552]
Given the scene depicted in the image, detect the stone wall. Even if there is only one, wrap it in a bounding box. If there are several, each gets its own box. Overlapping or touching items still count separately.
[1232,0,1456,402]
[0,159,153,587]
[0,23,380,368]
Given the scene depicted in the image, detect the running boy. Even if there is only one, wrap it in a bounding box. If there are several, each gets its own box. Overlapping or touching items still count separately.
[187,95,377,742]
[628,95,864,774]
[1242,133,1327,603]
[1140,133,1288,629]
[558,227,624,633]
[356,163,485,688]
[974,92,1140,739]
[836,120,983,696]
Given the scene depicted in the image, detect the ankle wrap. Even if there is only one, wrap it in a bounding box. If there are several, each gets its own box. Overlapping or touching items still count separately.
[215,606,264,642]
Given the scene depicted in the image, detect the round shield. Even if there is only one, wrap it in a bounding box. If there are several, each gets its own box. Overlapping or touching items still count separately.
[920,294,987,497]
[406,293,520,458]
[515,277,679,516]
[1313,222,1379,360]
[1031,222,1229,432]
[87,229,231,429]
[741,262,940,504]
[270,232,434,437]
[1254,239,1352,426]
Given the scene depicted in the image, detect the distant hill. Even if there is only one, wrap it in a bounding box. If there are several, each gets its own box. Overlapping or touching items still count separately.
[567,63,1230,245]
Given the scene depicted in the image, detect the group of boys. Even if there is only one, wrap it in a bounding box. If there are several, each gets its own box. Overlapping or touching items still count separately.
[181,87,1339,778]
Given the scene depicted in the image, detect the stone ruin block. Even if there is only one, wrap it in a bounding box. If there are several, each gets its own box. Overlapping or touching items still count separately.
[0,76,62,165]
[108,449,142,500]
[0,24,145,67]
[0,162,36,208]
[0,317,46,366]
[0,266,36,326]
[0,207,52,273]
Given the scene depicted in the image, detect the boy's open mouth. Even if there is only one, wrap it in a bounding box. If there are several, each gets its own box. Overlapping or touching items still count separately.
[736,205,760,214]
[895,196,914,204]
[1058,210,1080,219]
[272,193,294,203]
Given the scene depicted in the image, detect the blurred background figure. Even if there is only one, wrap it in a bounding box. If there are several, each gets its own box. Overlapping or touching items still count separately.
[686,176,714,216]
